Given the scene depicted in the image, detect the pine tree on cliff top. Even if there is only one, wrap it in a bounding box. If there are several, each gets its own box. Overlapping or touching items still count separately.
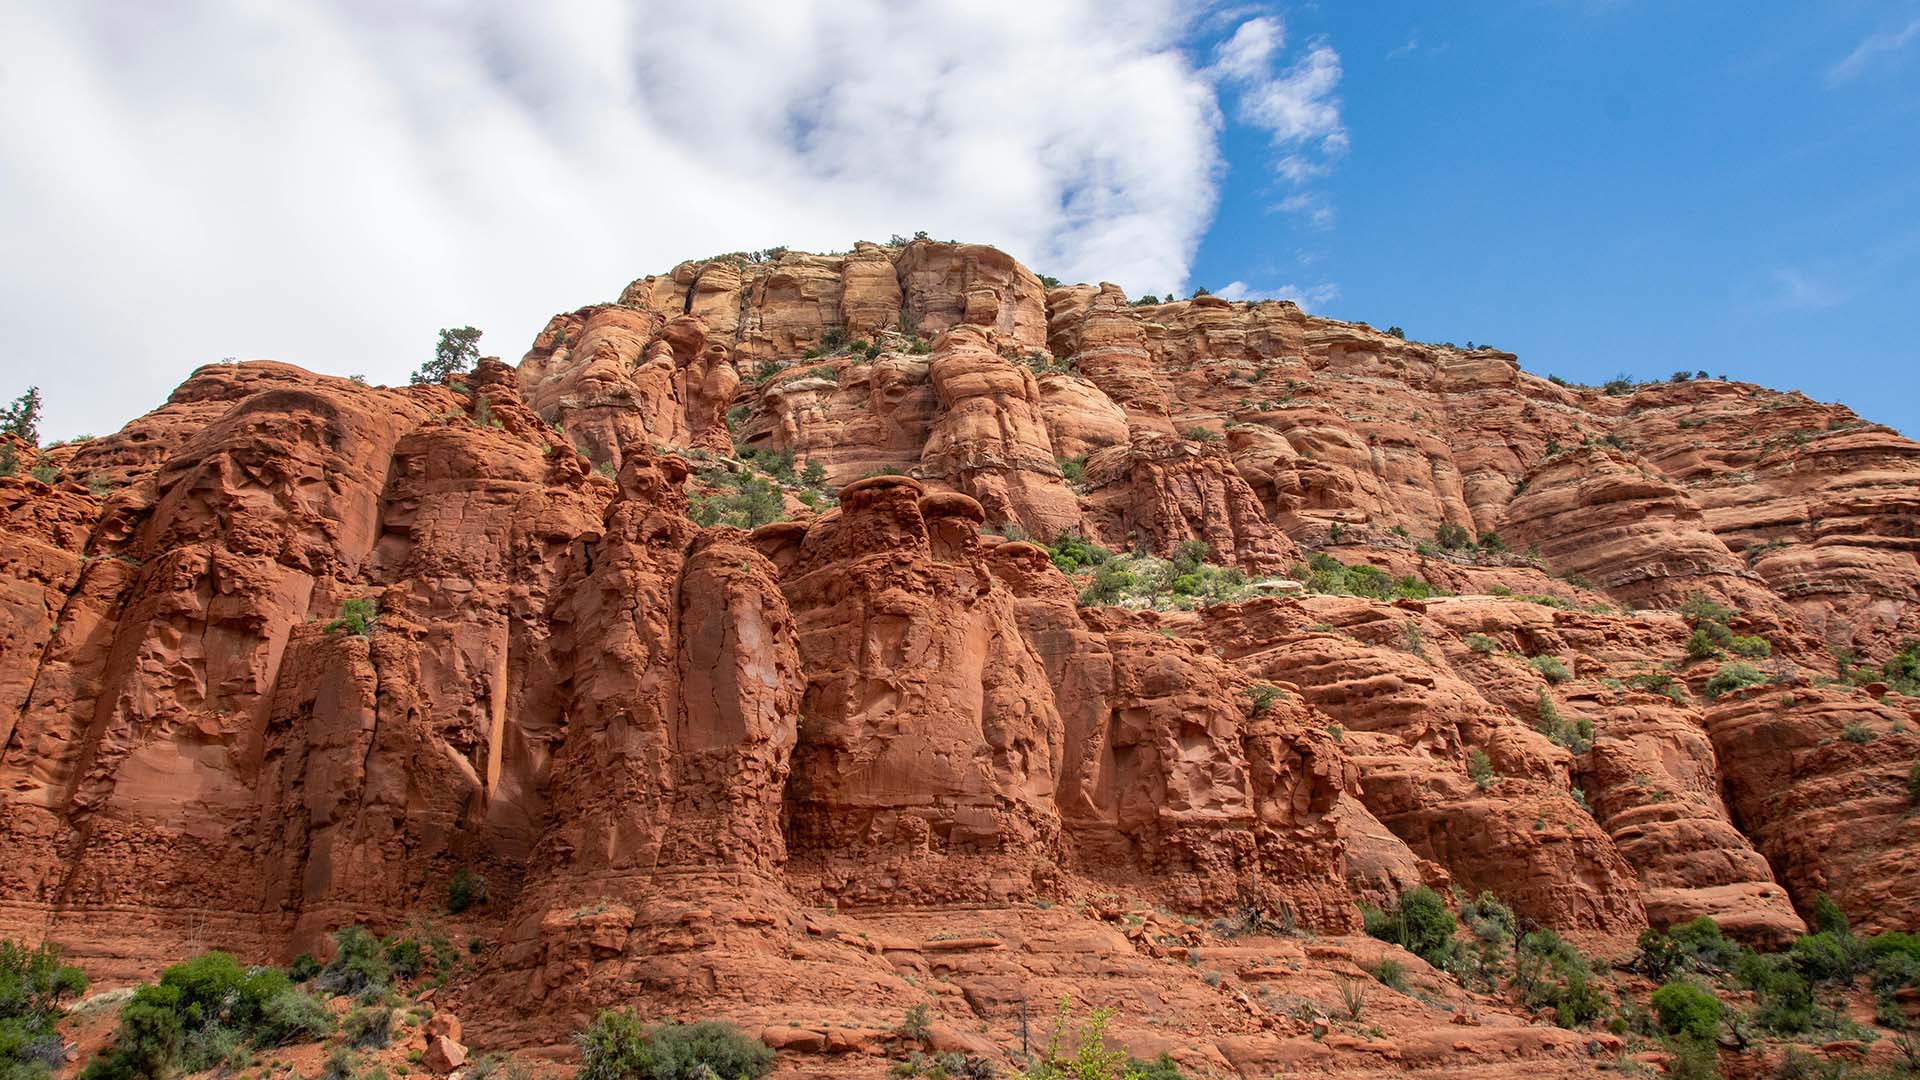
[1,386,42,446]
[413,327,481,385]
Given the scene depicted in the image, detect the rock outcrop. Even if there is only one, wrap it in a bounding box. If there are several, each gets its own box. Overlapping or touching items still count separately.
[4,239,1918,1078]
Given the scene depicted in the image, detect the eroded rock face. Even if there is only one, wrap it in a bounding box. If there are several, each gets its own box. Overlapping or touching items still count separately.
[4,239,1920,1076]
[1080,437,1298,572]
[919,326,1080,538]
[765,478,1063,907]
[1706,686,1920,935]
[1198,598,1645,935]
[1502,448,1781,615]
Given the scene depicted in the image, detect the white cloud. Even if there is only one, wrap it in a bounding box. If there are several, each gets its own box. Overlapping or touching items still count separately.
[0,0,1241,439]
[1387,36,1421,60]
[1222,33,1347,155]
[1274,192,1335,229]
[1204,13,1346,305]
[1217,279,1339,309]
[1772,268,1843,310]
[1827,16,1920,85]
[1211,15,1284,80]
[1271,154,1330,182]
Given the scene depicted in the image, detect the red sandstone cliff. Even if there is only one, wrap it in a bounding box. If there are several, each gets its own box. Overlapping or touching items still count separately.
[3,239,1918,1077]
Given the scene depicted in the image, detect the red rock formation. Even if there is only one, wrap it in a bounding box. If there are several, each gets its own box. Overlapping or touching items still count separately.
[918,327,1080,538]
[4,239,1919,1077]
[1706,685,1920,934]
[763,478,1062,907]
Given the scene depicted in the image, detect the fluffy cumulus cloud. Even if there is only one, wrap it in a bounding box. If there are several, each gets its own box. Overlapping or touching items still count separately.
[0,2,1343,438]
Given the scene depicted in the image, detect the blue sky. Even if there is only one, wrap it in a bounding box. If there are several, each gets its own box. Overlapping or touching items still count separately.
[3,1,1915,439]
[1192,2,1920,434]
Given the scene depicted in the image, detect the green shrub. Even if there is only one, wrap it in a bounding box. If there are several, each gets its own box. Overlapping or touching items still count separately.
[1728,635,1770,658]
[576,1012,773,1080]
[1124,1054,1187,1080]
[735,445,795,480]
[1362,887,1457,968]
[1735,951,1814,1034]
[1533,693,1593,753]
[893,1050,998,1079]
[1662,1036,1717,1080]
[81,988,183,1080]
[1367,959,1406,990]
[1077,562,1137,606]
[1685,625,1727,661]
[1869,947,1920,1008]
[688,470,786,530]
[1863,930,1920,966]
[1360,904,1392,941]
[384,939,424,983]
[1840,722,1873,744]
[255,989,332,1047]
[1435,523,1471,551]
[324,598,378,636]
[1460,892,1515,950]
[1667,917,1741,971]
[1679,593,1735,625]
[1514,930,1605,1028]
[316,928,390,997]
[1047,532,1111,574]
[1298,552,1442,601]
[1881,638,1920,695]
[1073,547,1251,611]
[1811,893,1848,936]
[1703,662,1765,699]
[1019,352,1075,377]
[1650,981,1721,1040]
[1789,931,1860,985]
[1465,633,1499,654]
[1529,655,1572,684]
[1012,1001,1154,1080]
[1635,928,1684,980]
[342,1007,392,1049]
[1467,749,1495,790]
[2,940,87,1080]
[153,952,289,1033]
[447,868,488,914]
[1627,672,1688,704]
[800,459,827,487]
[287,954,320,983]
[1246,684,1284,717]
[79,952,317,1080]
[179,1020,244,1074]
[1910,762,1920,804]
